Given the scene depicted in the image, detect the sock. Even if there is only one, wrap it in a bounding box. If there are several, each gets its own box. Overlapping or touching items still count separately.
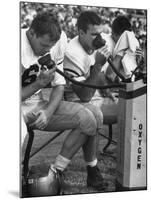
[86,158,97,167]
[53,155,71,171]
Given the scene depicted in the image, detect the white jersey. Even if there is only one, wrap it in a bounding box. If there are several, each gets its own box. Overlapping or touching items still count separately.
[21,29,67,103]
[50,31,67,86]
[21,29,67,87]
[64,36,103,102]
[64,33,115,79]
[21,29,67,118]
[102,31,139,78]
[64,36,96,78]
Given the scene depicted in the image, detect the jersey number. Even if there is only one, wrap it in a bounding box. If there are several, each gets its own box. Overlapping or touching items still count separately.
[22,64,39,87]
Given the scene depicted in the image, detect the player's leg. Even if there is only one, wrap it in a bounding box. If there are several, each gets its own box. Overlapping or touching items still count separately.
[21,100,96,173]
[80,103,106,189]
[81,103,103,162]
[22,100,105,190]
[44,101,97,164]
[47,101,104,190]
[45,101,106,190]
[22,100,95,160]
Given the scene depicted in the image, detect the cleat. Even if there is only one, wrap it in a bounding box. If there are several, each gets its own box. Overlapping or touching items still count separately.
[87,165,107,191]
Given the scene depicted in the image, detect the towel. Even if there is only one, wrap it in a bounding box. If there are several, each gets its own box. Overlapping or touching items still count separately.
[113,31,139,78]
[113,31,139,57]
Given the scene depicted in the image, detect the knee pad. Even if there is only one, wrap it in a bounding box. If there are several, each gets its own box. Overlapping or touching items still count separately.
[76,107,97,136]
[85,104,103,130]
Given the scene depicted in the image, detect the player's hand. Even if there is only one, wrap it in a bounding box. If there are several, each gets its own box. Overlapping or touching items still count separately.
[97,44,110,60]
[135,47,144,57]
[135,47,145,68]
[37,67,56,88]
[29,110,51,130]
[102,89,118,102]
[95,51,106,66]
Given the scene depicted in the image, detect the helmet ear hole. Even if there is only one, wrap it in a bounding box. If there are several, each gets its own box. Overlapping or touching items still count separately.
[23,168,61,197]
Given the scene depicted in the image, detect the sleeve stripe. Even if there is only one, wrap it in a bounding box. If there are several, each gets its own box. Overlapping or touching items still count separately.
[57,60,63,66]
[64,55,84,76]
[64,68,81,77]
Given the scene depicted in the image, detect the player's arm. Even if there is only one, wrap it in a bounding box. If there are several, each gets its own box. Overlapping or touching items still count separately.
[44,59,65,117]
[66,46,111,102]
[28,59,65,130]
[64,57,109,102]
[45,85,64,115]
[71,64,106,102]
[72,65,116,102]
[105,55,123,82]
[95,46,109,66]
[29,85,64,130]
[22,80,42,101]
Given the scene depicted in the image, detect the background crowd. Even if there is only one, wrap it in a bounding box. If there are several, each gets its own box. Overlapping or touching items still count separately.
[20,2,147,48]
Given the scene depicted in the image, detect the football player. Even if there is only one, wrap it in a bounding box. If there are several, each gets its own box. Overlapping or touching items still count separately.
[64,11,118,117]
[21,11,106,196]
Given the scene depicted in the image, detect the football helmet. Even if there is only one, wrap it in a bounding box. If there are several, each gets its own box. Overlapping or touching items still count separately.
[26,167,62,197]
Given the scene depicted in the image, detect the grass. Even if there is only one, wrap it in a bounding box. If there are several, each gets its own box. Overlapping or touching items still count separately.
[22,124,118,196]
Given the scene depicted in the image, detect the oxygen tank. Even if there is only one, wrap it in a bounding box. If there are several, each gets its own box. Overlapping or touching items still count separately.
[116,79,147,190]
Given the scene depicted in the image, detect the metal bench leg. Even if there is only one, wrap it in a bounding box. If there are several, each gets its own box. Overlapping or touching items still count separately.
[103,124,113,153]
[22,128,35,181]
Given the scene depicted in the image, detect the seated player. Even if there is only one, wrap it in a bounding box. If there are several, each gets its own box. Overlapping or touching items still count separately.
[21,11,106,195]
[102,15,141,82]
[64,11,118,114]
